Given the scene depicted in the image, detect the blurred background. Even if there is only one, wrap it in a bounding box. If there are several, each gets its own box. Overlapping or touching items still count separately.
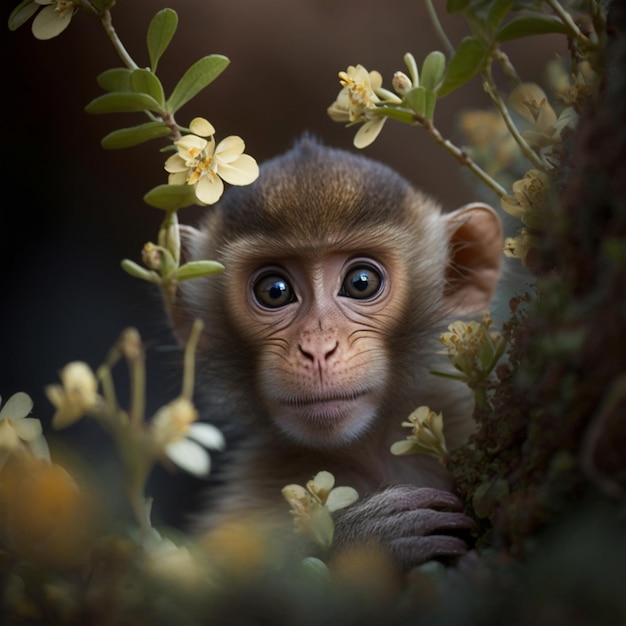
[1,0,563,525]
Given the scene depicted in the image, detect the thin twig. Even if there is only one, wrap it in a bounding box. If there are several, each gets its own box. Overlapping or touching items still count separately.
[101,9,139,70]
[424,0,455,59]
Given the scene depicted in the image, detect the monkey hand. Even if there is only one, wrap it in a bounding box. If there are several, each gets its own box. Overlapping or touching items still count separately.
[331,485,474,570]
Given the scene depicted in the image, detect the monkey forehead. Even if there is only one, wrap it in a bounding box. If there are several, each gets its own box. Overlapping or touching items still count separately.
[208,139,446,253]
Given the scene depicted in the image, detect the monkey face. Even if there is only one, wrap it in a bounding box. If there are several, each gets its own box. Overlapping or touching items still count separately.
[222,249,407,449]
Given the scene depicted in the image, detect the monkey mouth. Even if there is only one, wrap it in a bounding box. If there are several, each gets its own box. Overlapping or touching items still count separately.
[281,390,368,409]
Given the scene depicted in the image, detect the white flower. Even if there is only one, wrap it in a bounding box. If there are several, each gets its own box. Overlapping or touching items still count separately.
[282,471,358,548]
[31,0,76,40]
[150,397,225,477]
[164,117,259,205]
[0,392,50,467]
[390,406,447,460]
[45,361,102,428]
[327,65,388,149]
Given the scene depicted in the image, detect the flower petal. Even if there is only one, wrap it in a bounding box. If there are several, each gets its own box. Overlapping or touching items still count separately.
[195,175,224,205]
[214,136,245,163]
[217,155,259,186]
[188,423,225,450]
[32,4,72,40]
[14,417,42,442]
[189,117,215,138]
[0,392,33,421]
[165,439,211,476]
[164,153,188,174]
[325,486,359,512]
[353,117,386,149]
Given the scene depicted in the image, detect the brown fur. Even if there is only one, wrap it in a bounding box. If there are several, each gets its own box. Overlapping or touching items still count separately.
[172,137,502,569]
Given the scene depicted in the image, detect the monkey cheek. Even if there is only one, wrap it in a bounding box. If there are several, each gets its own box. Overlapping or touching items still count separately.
[270,396,379,449]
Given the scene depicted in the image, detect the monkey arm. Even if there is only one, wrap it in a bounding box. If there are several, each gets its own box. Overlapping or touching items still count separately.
[331,485,474,570]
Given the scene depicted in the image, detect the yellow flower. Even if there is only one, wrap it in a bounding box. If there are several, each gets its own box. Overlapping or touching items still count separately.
[439,314,506,380]
[31,0,77,40]
[504,229,537,265]
[164,117,259,205]
[0,392,50,468]
[150,397,225,477]
[500,169,551,225]
[45,361,102,429]
[282,471,358,548]
[327,65,388,148]
[390,405,448,461]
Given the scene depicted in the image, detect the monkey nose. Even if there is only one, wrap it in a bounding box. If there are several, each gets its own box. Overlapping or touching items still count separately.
[298,338,339,363]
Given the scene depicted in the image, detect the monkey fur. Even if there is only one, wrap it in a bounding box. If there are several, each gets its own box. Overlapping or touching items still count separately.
[171,137,503,570]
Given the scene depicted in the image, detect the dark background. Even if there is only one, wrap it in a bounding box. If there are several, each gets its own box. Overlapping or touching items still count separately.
[1,0,561,524]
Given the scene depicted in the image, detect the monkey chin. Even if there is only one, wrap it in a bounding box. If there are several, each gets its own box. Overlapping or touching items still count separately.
[270,395,378,450]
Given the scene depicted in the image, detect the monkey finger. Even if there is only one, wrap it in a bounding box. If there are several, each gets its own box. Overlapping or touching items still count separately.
[391,534,468,568]
[382,509,475,539]
[366,486,464,513]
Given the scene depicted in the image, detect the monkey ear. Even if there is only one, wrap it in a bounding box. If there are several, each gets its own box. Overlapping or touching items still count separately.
[443,202,503,314]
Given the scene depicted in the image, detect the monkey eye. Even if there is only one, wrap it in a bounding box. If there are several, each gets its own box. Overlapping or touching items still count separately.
[253,273,296,308]
[340,265,384,300]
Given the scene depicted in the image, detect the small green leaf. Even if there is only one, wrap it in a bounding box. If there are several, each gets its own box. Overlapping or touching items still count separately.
[166,55,230,114]
[420,51,446,91]
[85,92,163,115]
[376,106,417,125]
[175,260,225,282]
[404,87,426,117]
[437,37,488,97]
[8,0,38,30]
[121,259,161,284]
[143,184,199,210]
[97,68,133,92]
[423,89,437,121]
[131,69,165,105]
[496,15,569,41]
[147,8,178,72]
[101,121,171,149]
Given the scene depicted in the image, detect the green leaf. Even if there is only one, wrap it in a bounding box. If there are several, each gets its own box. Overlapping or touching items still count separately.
[446,0,472,12]
[404,88,426,117]
[166,55,230,114]
[420,51,446,91]
[8,0,38,30]
[376,106,417,125]
[437,37,488,97]
[131,69,165,106]
[101,121,171,149]
[486,0,514,33]
[175,260,225,282]
[147,8,178,72]
[423,89,437,121]
[85,92,163,115]
[97,68,133,92]
[120,259,161,284]
[143,184,199,210]
[496,15,569,41]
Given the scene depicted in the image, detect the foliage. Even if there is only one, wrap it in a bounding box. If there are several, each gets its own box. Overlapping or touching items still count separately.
[3,1,626,624]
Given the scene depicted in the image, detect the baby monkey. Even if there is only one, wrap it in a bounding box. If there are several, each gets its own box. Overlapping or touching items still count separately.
[171,137,502,570]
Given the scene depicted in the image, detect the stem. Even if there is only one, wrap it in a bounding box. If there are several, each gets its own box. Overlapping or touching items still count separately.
[545,0,593,50]
[123,329,146,428]
[101,9,139,70]
[424,0,454,59]
[483,59,549,172]
[419,116,508,199]
[181,319,204,400]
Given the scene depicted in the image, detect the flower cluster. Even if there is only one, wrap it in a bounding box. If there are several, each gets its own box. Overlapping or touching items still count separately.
[390,405,448,463]
[282,471,358,549]
[327,65,394,148]
[11,0,78,40]
[165,117,259,205]
[434,313,506,408]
